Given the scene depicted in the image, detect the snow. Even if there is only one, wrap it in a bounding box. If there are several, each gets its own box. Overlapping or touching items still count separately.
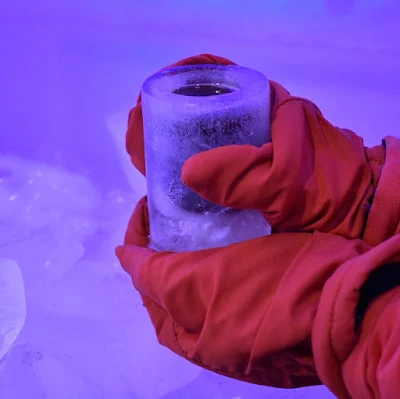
[0,0,399,397]
[0,259,26,362]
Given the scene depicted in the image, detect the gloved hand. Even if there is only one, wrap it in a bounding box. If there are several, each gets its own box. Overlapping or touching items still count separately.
[127,54,388,242]
[117,196,400,397]
[117,195,365,388]
[122,54,400,398]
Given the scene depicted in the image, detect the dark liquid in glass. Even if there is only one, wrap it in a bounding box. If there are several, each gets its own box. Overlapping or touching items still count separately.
[173,84,234,97]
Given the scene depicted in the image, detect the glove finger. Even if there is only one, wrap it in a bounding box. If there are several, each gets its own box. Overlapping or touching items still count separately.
[182,99,315,227]
[181,143,275,210]
[116,244,155,279]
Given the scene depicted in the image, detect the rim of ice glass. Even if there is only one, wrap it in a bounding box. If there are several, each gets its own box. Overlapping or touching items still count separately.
[141,64,269,104]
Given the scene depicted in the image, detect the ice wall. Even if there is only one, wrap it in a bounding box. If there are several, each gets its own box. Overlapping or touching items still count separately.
[0,0,399,398]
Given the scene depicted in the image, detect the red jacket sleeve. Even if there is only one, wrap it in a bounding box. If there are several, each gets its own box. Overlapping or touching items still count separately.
[312,235,400,399]
[341,286,400,399]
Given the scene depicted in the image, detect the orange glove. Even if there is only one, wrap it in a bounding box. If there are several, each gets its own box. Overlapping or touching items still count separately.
[127,54,389,242]
[117,196,400,396]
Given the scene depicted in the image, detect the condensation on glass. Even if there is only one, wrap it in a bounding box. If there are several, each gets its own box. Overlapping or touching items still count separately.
[141,64,271,252]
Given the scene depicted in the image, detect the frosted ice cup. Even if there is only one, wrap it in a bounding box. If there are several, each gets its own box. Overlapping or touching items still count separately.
[141,64,271,252]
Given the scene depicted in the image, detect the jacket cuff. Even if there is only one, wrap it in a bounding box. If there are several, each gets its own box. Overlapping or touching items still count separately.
[312,235,400,399]
[364,136,400,246]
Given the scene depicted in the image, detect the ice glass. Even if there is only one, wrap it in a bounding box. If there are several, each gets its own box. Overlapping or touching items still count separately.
[141,64,271,252]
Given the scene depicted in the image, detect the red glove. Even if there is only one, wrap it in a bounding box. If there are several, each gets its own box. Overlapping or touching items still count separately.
[117,197,400,396]
[121,54,400,397]
[127,54,391,242]
[117,196,367,388]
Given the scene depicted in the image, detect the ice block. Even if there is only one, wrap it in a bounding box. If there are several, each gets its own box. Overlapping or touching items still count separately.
[141,64,271,252]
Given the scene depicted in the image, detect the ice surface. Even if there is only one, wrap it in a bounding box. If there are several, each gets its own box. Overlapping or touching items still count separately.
[0,343,105,399]
[1,0,399,398]
[0,155,201,398]
[0,259,26,362]
[160,370,336,399]
[0,155,98,298]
